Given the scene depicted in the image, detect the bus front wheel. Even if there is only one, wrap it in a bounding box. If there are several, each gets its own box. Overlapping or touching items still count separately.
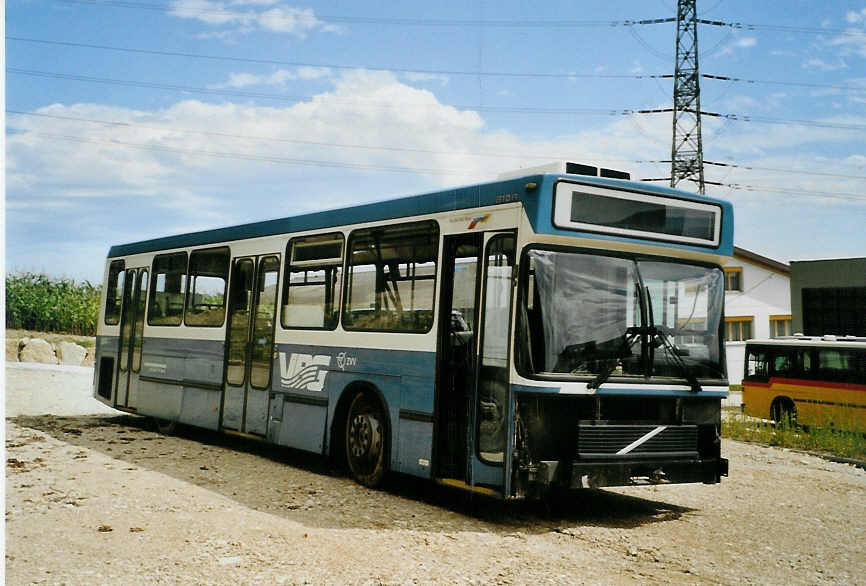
[345,391,388,488]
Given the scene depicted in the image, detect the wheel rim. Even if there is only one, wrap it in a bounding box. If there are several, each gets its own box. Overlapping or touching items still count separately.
[346,393,385,483]
[349,413,381,461]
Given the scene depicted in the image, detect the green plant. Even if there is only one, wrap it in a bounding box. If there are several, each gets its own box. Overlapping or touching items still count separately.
[723,409,866,461]
[5,272,101,336]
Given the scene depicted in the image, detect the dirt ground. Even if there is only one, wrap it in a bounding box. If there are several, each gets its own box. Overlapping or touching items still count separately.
[5,364,865,585]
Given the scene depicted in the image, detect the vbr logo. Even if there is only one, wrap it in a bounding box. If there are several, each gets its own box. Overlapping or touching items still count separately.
[279,353,331,392]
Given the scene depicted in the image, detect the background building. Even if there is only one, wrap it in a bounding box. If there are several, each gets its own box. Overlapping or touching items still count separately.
[790,258,866,337]
[723,247,791,385]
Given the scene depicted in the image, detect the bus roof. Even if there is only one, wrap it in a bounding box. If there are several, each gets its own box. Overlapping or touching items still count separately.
[108,173,733,258]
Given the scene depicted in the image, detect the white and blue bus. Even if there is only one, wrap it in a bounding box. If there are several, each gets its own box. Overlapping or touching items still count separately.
[94,161,732,498]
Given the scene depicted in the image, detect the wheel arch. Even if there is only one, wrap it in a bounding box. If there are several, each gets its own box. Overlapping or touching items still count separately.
[770,395,797,421]
[329,380,393,469]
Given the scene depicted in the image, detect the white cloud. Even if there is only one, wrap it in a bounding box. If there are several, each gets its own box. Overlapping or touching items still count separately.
[7,70,866,281]
[802,57,847,71]
[717,36,757,57]
[846,8,866,24]
[168,0,343,37]
[824,8,866,58]
[402,72,449,86]
[209,67,332,88]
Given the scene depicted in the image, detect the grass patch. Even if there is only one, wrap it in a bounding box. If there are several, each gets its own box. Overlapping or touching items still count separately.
[723,410,866,461]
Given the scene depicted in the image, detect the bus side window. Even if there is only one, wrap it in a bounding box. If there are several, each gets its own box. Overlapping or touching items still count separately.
[343,221,439,333]
[185,247,229,327]
[772,348,795,378]
[282,233,344,330]
[104,260,125,325]
[148,252,188,326]
[801,350,813,378]
[746,346,772,380]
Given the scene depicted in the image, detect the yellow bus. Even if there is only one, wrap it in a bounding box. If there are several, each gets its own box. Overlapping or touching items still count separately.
[742,336,866,432]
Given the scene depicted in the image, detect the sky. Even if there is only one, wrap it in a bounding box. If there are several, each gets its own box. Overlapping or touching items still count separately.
[5,0,866,283]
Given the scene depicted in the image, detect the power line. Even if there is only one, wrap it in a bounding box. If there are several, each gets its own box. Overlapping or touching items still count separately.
[10,68,866,131]
[25,131,477,176]
[50,1,865,35]
[702,74,865,93]
[703,160,866,181]
[10,110,866,186]
[723,183,866,203]
[6,36,669,81]
[5,68,614,115]
[56,0,623,27]
[635,107,866,131]
[6,109,616,163]
[11,37,865,94]
[17,130,866,202]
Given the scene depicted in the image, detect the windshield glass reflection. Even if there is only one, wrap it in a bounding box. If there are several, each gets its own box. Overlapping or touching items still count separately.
[517,249,725,382]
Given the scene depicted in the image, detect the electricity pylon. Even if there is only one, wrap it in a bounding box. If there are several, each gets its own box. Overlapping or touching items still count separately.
[670,0,705,194]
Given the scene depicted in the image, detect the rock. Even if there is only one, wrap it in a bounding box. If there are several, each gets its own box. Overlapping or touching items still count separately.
[56,341,87,366]
[6,340,20,362]
[84,346,96,367]
[18,338,58,364]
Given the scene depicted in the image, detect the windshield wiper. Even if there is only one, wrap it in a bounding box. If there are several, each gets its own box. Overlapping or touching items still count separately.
[649,325,701,392]
[587,327,641,390]
[644,287,701,392]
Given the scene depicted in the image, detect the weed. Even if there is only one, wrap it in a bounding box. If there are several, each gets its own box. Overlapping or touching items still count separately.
[723,409,866,461]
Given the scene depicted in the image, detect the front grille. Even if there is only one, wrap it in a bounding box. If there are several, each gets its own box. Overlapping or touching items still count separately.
[577,424,698,458]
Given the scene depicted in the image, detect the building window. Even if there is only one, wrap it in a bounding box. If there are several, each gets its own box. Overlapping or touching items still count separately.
[725,316,753,341]
[724,267,743,292]
[770,315,792,338]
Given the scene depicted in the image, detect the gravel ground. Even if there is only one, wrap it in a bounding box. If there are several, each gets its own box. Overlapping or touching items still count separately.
[5,364,865,585]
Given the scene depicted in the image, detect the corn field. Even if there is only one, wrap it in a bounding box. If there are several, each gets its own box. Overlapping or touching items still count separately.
[6,273,101,336]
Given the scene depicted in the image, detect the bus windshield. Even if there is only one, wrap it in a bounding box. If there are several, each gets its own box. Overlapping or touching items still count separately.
[518,248,725,382]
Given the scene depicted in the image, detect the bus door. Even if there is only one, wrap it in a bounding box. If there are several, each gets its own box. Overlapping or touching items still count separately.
[436,233,482,483]
[471,232,516,489]
[116,268,148,409]
[435,231,516,490]
[221,254,281,436]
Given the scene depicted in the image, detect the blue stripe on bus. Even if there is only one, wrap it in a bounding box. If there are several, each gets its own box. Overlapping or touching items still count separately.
[107,174,733,258]
[108,176,537,257]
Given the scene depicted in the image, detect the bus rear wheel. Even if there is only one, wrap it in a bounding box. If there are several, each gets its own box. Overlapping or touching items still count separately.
[345,391,387,488]
[153,418,177,435]
[770,398,796,427]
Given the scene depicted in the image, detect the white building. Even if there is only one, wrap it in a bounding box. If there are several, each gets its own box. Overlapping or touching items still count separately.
[723,247,791,385]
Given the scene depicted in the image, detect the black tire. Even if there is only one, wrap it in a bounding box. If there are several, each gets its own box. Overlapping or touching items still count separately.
[153,418,177,435]
[345,391,388,488]
[770,399,796,427]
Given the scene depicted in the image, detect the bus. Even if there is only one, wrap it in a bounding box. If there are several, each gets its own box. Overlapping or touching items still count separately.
[93,161,732,498]
[742,335,866,432]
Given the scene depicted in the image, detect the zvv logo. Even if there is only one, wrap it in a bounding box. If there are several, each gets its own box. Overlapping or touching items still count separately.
[279,353,331,392]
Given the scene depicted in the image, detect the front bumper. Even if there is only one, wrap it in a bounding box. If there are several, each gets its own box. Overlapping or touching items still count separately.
[526,456,728,489]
